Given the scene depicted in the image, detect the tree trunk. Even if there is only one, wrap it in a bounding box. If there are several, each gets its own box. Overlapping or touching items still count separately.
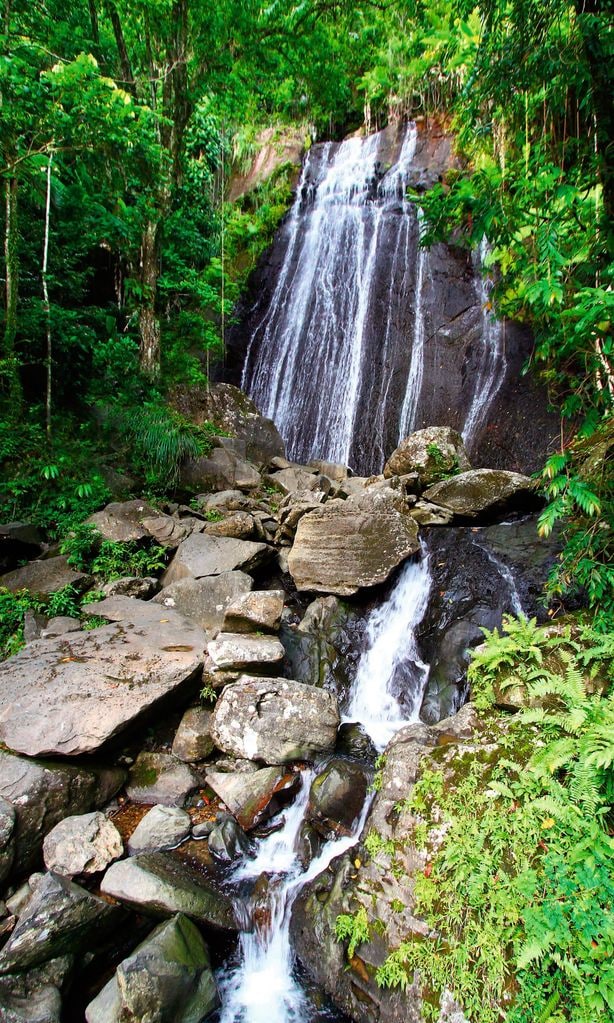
[88,0,100,48]
[106,1,137,98]
[138,218,161,377]
[3,172,21,407]
[42,154,53,438]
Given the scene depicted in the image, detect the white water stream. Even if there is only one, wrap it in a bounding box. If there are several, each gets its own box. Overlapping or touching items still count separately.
[462,237,507,451]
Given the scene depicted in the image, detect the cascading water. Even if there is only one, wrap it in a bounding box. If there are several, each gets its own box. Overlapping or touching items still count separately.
[397,208,427,441]
[344,551,432,750]
[242,123,427,471]
[217,770,371,1023]
[462,237,507,451]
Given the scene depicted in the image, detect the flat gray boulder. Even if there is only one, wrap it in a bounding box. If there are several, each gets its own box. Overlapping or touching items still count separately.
[222,590,284,634]
[0,556,90,597]
[423,469,538,519]
[384,427,471,485]
[100,853,242,931]
[85,913,219,1023]
[0,751,124,875]
[153,572,253,632]
[127,806,191,855]
[0,611,205,757]
[172,706,215,763]
[288,495,419,595]
[87,499,158,542]
[43,812,123,877]
[162,534,273,587]
[126,753,201,807]
[211,677,339,764]
[207,633,285,672]
[0,872,123,974]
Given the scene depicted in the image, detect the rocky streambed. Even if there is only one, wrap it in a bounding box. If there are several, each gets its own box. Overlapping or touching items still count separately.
[0,394,561,1023]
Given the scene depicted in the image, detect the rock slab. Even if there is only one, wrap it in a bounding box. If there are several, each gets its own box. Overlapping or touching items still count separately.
[162,533,272,586]
[43,812,123,876]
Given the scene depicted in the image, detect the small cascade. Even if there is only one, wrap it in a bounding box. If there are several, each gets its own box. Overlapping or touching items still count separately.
[344,551,432,750]
[472,534,525,617]
[462,237,507,450]
[397,207,427,441]
[217,770,371,1023]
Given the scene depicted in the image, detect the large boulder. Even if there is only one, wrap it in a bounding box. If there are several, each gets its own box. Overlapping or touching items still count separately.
[423,469,538,519]
[207,633,285,672]
[210,677,339,764]
[0,984,62,1023]
[153,571,253,633]
[0,871,124,974]
[307,760,371,838]
[0,522,44,574]
[222,590,284,634]
[384,427,470,486]
[288,494,419,596]
[42,812,123,877]
[0,751,124,876]
[100,853,242,932]
[206,767,298,830]
[85,913,219,1023]
[140,513,201,549]
[0,609,205,757]
[172,383,285,467]
[161,534,273,587]
[87,499,158,542]
[126,753,201,807]
[0,556,90,598]
[172,706,215,763]
[180,448,261,493]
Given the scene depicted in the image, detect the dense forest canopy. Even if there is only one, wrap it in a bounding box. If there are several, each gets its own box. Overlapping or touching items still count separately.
[0,0,612,619]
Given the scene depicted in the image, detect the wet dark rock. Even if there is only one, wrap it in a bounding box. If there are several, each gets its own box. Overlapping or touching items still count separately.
[87,500,158,543]
[205,767,299,830]
[295,821,325,870]
[210,676,340,764]
[172,706,215,763]
[0,523,44,574]
[127,806,192,855]
[0,610,205,757]
[0,752,124,877]
[126,753,201,807]
[384,427,471,486]
[85,913,219,1023]
[0,872,123,974]
[161,533,273,586]
[0,556,91,598]
[423,469,539,520]
[282,596,365,701]
[335,724,379,764]
[42,812,123,877]
[307,760,371,838]
[288,494,419,596]
[100,852,242,932]
[154,571,253,633]
[208,814,254,862]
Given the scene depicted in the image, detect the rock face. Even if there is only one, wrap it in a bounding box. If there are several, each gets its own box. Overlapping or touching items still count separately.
[154,571,253,633]
[126,753,201,807]
[0,871,123,974]
[87,499,158,542]
[0,751,124,876]
[288,496,419,596]
[0,797,16,883]
[423,469,538,519]
[384,427,471,485]
[127,806,192,855]
[0,613,205,757]
[210,677,340,764]
[162,533,273,586]
[291,705,479,1023]
[0,556,90,597]
[42,812,123,877]
[100,853,241,931]
[85,913,219,1023]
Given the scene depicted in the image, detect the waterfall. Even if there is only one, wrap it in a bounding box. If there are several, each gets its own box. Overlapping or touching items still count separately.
[242,123,425,471]
[344,550,432,750]
[217,771,371,1023]
[462,237,507,450]
[397,207,427,441]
